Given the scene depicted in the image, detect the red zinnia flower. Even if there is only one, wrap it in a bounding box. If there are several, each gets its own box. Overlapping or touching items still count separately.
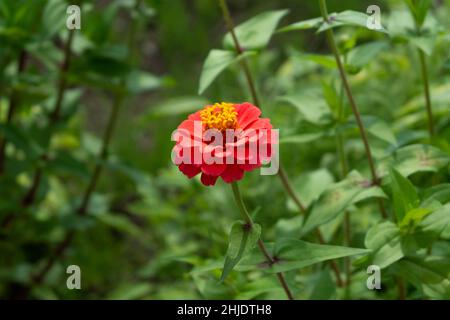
[172,102,273,186]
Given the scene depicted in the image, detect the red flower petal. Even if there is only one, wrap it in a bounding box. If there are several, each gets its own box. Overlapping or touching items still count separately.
[177,119,203,140]
[235,103,262,129]
[188,110,202,121]
[221,165,244,183]
[201,163,227,176]
[247,118,272,130]
[201,173,219,186]
[178,163,201,179]
[174,102,274,185]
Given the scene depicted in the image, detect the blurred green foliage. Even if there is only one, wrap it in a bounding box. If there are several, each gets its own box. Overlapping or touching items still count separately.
[0,0,449,300]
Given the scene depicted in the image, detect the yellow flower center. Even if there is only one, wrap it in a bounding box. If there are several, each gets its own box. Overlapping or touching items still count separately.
[200,102,238,131]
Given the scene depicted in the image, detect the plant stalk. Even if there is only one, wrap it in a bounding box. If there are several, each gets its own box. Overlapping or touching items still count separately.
[231,182,294,300]
[318,0,387,219]
[408,2,435,138]
[418,49,434,137]
[218,0,260,107]
[220,0,344,286]
[335,80,352,290]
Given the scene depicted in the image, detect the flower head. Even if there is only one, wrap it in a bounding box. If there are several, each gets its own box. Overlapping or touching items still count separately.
[172,102,273,186]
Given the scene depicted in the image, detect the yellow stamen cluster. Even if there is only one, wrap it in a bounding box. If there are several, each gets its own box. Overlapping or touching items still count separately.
[200,103,238,131]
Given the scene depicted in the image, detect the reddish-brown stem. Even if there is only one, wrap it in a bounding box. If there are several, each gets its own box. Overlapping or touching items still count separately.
[319,0,387,219]
[232,182,294,300]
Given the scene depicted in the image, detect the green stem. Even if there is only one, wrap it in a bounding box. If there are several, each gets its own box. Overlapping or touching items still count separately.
[319,0,387,219]
[408,2,434,138]
[231,182,294,300]
[336,127,351,290]
[278,166,306,213]
[219,0,343,286]
[418,49,434,137]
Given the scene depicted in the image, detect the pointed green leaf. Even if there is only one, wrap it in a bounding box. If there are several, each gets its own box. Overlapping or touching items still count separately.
[223,10,289,50]
[378,145,450,178]
[278,16,323,32]
[365,221,405,268]
[126,70,161,94]
[302,171,386,234]
[149,96,210,117]
[318,10,388,33]
[389,168,420,223]
[278,93,333,125]
[347,41,390,69]
[394,256,450,299]
[221,221,261,281]
[399,207,433,232]
[367,120,397,146]
[268,239,369,273]
[418,203,450,237]
[198,49,255,94]
[422,184,450,207]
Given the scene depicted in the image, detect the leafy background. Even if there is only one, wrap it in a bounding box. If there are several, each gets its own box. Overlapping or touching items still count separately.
[0,0,449,299]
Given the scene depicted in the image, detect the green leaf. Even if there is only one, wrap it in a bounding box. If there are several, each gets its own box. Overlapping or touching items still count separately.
[347,41,389,69]
[318,10,388,33]
[235,277,285,300]
[418,203,450,238]
[399,207,433,232]
[395,256,450,299]
[267,239,369,273]
[96,213,142,237]
[279,93,333,125]
[278,17,323,32]
[41,0,66,38]
[288,169,335,210]
[0,124,41,159]
[223,10,289,50]
[221,221,261,281]
[198,49,255,94]
[302,171,386,234]
[279,133,324,145]
[365,221,405,268]
[389,168,420,223]
[422,184,450,207]
[302,54,337,69]
[405,0,432,28]
[149,96,210,117]
[410,36,435,55]
[309,269,336,300]
[108,283,152,299]
[126,70,161,94]
[378,145,450,178]
[367,119,397,146]
[321,80,341,119]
